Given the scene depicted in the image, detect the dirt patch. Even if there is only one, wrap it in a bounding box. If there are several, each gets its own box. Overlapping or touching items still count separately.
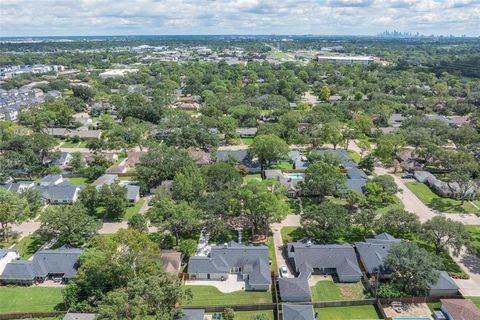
[340,287,353,298]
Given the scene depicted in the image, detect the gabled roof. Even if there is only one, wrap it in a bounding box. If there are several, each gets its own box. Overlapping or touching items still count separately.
[125,185,140,200]
[160,250,182,275]
[287,242,362,278]
[92,174,118,188]
[39,174,63,186]
[279,277,311,302]
[282,304,315,320]
[0,246,83,281]
[175,309,205,320]
[431,271,459,291]
[354,234,401,274]
[441,299,480,320]
[63,313,97,320]
[236,127,258,136]
[188,242,271,286]
[37,181,80,202]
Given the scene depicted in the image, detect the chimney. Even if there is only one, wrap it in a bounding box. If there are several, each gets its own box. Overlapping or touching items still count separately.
[306,240,312,247]
[223,243,228,248]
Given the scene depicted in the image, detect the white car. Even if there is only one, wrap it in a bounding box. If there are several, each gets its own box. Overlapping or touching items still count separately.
[280,265,288,277]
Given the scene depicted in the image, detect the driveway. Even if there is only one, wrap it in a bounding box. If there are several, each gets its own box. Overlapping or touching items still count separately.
[270,214,301,277]
[452,248,480,296]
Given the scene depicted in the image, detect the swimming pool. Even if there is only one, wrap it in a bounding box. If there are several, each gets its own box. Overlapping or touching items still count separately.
[287,173,304,179]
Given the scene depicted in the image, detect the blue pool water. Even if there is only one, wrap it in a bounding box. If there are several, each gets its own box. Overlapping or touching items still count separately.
[287,173,304,179]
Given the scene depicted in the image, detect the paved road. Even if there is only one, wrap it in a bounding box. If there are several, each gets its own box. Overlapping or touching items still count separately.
[270,214,301,277]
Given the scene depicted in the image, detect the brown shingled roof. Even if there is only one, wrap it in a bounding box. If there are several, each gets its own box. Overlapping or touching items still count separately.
[441,299,480,320]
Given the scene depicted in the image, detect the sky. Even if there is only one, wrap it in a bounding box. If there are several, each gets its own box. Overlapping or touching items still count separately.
[1,0,479,37]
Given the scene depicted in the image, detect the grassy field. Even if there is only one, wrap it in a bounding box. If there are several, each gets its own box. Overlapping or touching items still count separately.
[310,280,368,301]
[241,137,254,145]
[68,177,90,186]
[61,140,89,148]
[0,287,63,313]
[314,305,380,320]
[405,182,479,214]
[465,225,480,257]
[268,162,294,170]
[207,311,274,320]
[184,286,272,306]
[467,297,480,308]
[124,199,145,220]
[267,236,277,273]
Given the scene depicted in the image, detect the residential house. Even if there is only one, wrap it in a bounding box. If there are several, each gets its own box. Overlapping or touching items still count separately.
[236,127,258,138]
[0,249,19,275]
[92,174,118,190]
[282,304,315,320]
[189,149,212,165]
[47,128,102,140]
[125,184,140,203]
[37,175,81,204]
[356,234,459,296]
[126,151,147,168]
[279,240,362,302]
[53,152,73,168]
[160,180,174,192]
[440,299,480,320]
[187,241,271,291]
[159,250,183,276]
[328,95,343,104]
[264,169,304,198]
[174,309,205,320]
[0,180,35,193]
[355,233,401,277]
[414,171,480,199]
[216,147,261,173]
[0,246,84,285]
[389,113,406,128]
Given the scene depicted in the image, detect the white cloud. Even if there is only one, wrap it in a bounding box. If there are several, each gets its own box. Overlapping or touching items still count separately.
[0,0,478,36]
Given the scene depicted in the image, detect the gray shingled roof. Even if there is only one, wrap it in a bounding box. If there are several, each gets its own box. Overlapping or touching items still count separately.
[92,174,118,188]
[188,241,271,286]
[39,174,63,186]
[287,243,362,278]
[175,309,205,320]
[216,149,248,162]
[0,246,84,282]
[126,185,140,200]
[63,313,97,320]
[354,234,401,274]
[282,304,315,320]
[431,271,459,291]
[279,278,311,302]
[37,181,80,202]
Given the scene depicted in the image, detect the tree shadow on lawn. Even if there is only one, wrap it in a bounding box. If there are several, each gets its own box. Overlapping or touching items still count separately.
[429,197,467,213]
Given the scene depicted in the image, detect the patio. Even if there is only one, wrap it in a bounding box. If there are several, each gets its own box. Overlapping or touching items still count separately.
[382,302,432,319]
[185,274,246,293]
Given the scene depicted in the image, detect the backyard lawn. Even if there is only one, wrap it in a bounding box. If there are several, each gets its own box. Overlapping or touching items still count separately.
[467,297,480,308]
[465,225,480,257]
[240,137,254,145]
[347,150,361,164]
[310,280,368,301]
[184,286,272,306]
[267,236,277,273]
[405,182,479,214]
[314,305,380,320]
[124,199,145,220]
[243,173,262,182]
[268,162,294,170]
[0,287,63,313]
[375,196,404,214]
[207,311,274,320]
[61,140,89,148]
[68,177,90,186]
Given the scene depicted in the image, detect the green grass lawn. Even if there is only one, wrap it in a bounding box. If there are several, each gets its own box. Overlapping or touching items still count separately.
[280,227,306,244]
[465,225,480,257]
[347,150,361,164]
[207,311,274,320]
[314,305,380,320]
[61,140,89,148]
[14,233,48,259]
[310,280,368,301]
[375,195,404,215]
[68,177,90,186]
[241,137,254,145]
[0,287,64,313]
[124,199,145,220]
[405,182,479,214]
[467,297,480,308]
[267,236,277,273]
[268,162,294,170]
[243,174,262,182]
[118,175,137,182]
[184,286,272,306]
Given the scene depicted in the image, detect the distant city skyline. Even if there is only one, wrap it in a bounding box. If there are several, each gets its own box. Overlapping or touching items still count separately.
[1,0,479,37]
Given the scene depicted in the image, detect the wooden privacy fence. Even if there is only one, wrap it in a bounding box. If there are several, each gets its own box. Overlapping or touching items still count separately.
[0,311,65,320]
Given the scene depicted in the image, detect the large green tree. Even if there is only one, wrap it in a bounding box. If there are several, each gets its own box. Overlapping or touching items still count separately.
[203,162,242,192]
[249,134,289,171]
[302,155,345,202]
[384,242,443,296]
[421,216,470,256]
[0,189,27,241]
[172,165,206,203]
[301,201,350,243]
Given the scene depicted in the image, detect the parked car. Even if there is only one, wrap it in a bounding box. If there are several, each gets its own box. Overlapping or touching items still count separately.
[280,265,288,278]
[401,173,414,179]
